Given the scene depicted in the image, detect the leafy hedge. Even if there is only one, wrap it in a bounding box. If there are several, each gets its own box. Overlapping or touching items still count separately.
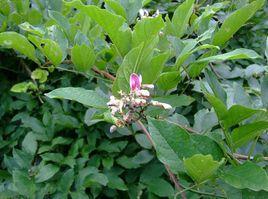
[0,0,268,198]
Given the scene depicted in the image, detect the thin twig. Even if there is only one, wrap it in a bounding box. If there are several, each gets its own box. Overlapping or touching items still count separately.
[42,60,115,81]
[180,183,226,198]
[92,66,115,81]
[234,153,268,161]
[136,120,187,199]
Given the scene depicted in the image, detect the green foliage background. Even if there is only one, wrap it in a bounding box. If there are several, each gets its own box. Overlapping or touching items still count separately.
[0,0,268,198]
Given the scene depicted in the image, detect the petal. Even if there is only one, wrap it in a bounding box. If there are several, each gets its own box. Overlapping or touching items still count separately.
[130,73,142,91]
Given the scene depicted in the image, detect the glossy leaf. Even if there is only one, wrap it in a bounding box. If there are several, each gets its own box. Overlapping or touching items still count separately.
[13,170,36,198]
[147,178,174,197]
[153,95,195,108]
[205,68,227,104]
[29,35,63,66]
[213,0,265,46]
[169,0,195,37]
[156,71,181,91]
[198,49,261,63]
[0,31,38,63]
[221,105,260,129]
[65,1,132,56]
[221,161,268,191]
[142,52,169,84]
[45,87,108,109]
[35,164,60,183]
[261,75,268,108]
[231,121,268,148]
[71,44,96,72]
[184,154,224,183]
[148,117,223,172]
[132,16,164,48]
[112,45,144,94]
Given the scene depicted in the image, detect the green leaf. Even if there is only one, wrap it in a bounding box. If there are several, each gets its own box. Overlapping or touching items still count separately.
[84,173,108,186]
[153,95,195,108]
[41,153,65,164]
[135,134,152,149]
[102,157,114,169]
[148,118,223,172]
[48,10,70,37]
[65,1,131,56]
[261,75,268,108]
[0,0,10,16]
[204,93,228,120]
[19,22,45,37]
[31,69,49,83]
[221,105,260,129]
[116,156,140,169]
[119,0,143,24]
[184,154,224,183]
[142,52,169,84]
[197,49,261,63]
[104,0,127,19]
[112,44,144,94]
[58,169,74,193]
[71,44,96,72]
[205,93,261,129]
[0,31,38,63]
[22,132,37,155]
[205,68,227,104]
[45,87,108,109]
[28,35,63,66]
[13,149,32,169]
[147,178,174,197]
[132,16,164,48]
[13,170,36,199]
[105,172,128,191]
[221,161,268,191]
[98,140,128,153]
[169,0,195,37]
[156,71,181,91]
[213,0,265,46]
[10,82,32,93]
[35,164,60,183]
[231,121,268,148]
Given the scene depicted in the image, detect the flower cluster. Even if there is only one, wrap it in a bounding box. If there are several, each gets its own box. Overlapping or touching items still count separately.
[107,73,172,132]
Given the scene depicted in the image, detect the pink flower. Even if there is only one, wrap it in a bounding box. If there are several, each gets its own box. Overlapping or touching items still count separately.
[130,73,142,91]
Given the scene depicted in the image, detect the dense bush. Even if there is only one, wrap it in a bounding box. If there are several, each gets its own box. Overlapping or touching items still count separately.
[0,0,268,198]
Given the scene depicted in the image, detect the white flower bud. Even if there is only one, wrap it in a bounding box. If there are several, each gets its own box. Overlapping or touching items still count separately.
[161,102,172,109]
[111,106,119,115]
[152,9,159,17]
[133,98,147,106]
[142,84,154,89]
[110,125,117,133]
[150,100,172,109]
[139,9,149,18]
[107,95,120,106]
[136,89,150,98]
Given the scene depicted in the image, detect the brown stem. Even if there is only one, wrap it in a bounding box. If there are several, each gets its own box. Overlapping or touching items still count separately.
[136,120,187,199]
[92,66,115,81]
[234,153,268,161]
[42,60,115,81]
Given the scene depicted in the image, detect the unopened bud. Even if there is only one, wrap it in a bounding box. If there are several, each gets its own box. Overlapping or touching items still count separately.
[142,84,154,89]
[110,125,117,133]
[136,89,150,98]
[133,98,147,106]
[107,96,120,106]
[152,9,159,18]
[150,100,172,109]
